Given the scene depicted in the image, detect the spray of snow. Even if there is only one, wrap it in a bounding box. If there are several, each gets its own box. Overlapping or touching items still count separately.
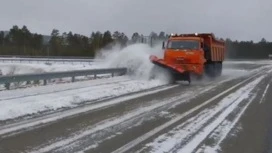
[95,43,171,83]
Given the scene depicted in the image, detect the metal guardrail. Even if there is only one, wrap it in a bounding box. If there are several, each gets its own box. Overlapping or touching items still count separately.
[0,68,127,90]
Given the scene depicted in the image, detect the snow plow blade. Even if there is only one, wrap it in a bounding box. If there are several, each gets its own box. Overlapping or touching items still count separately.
[149,55,185,74]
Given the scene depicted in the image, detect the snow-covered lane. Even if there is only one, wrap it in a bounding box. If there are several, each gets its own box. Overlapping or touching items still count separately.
[139,75,264,153]
[0,84,177,137]
[195,94,256,153]
[29,81,219,153]
[0,76,166,121]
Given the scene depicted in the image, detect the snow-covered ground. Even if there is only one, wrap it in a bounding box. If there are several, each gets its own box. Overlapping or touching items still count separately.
[0,76,167,121]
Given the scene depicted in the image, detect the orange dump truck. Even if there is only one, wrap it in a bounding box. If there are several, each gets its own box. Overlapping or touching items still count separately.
[149,33,225,83]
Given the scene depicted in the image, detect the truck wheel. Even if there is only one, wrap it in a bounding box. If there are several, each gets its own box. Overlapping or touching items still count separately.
[214,62,222,77]
[205,63,216,78]
[187,74,191,84]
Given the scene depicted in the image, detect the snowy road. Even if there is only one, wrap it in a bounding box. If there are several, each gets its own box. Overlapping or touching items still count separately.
[0,76,167,122]
[0,61,272,153]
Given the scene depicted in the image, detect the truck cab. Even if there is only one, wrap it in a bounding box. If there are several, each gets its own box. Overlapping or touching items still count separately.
[162,34,206,75]
[149,33,225,83]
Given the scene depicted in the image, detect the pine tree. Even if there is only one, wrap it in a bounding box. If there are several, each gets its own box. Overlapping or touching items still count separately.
[49,29,62,56]
[102,31,113,47]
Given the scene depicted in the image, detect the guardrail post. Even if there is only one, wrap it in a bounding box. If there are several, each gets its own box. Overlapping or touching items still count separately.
[72,76,75,82]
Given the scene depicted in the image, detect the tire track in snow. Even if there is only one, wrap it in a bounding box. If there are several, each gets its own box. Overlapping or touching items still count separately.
[176,77,263,153]
[260,78,272,104]
[28,78,227,153]
[137,75,263,153]
[195,93,257,153]
[112,70,265,153]
[0,85,177,137]
[28,85,196,153]
[60,76,246,153]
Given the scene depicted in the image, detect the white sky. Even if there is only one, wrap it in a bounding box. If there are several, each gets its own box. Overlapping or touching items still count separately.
[1,0,271,41]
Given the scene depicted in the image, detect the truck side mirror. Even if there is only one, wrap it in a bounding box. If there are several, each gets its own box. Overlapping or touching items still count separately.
[162,41,165,49]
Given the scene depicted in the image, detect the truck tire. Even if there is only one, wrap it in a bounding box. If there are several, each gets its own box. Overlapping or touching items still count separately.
[213,62,222,77]
[211,63,217,77]
[187,73,191,84]
[214,62,222,77]
[205,63,216,78]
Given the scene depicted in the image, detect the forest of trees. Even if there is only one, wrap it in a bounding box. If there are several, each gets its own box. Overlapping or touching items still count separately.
[0,25,272,59]
[0,25,131,57]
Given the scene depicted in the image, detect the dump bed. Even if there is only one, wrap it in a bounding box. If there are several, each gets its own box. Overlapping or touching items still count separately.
[171,33,225,62]
[196,33,225,62]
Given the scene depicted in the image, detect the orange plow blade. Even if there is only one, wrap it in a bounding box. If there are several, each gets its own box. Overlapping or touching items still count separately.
[149,55,185,74]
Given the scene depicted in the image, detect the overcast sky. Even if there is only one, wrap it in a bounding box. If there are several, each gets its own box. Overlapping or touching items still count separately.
[1,0,271,41]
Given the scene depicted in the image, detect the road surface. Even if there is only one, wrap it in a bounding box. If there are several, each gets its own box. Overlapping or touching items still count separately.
[0,62,272,153]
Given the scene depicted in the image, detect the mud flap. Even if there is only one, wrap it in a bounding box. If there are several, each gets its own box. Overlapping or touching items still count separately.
[149,55,185,74]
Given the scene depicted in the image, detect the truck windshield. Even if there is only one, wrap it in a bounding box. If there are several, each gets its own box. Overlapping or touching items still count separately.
[167,40,199,50]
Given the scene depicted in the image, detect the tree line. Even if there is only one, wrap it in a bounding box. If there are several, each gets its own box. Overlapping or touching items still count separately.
[0,25,272,59]
[225,38,272,59]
